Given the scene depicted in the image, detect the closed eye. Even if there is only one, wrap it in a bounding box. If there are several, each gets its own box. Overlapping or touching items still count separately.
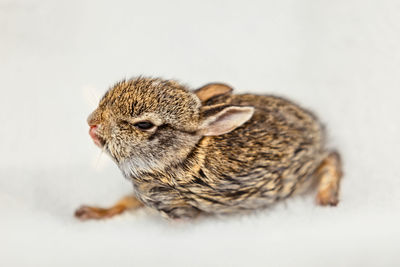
[134,121,155,130]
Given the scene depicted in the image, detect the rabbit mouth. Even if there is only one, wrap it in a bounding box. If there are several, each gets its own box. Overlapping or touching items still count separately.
[94,135,106,147]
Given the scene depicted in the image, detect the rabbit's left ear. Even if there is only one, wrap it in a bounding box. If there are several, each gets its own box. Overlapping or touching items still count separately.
[194,83,233,103]
[198,105,254,136]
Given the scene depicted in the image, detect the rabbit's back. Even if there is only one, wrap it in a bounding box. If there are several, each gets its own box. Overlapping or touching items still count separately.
[180,94,326,213]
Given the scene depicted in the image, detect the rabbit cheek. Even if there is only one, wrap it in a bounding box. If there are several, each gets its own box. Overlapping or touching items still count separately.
[108,126,147,163]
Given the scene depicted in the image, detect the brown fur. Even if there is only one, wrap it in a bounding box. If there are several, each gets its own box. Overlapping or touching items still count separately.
[77,77,342,220]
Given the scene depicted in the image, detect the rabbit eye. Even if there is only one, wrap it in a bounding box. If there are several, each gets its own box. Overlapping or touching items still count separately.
[134,121,154,130]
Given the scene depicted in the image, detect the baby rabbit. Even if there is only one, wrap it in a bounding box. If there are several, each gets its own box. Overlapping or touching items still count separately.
[75,77,342,220]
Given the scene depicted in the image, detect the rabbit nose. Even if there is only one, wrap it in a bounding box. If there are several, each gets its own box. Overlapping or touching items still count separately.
[89,125,102,147]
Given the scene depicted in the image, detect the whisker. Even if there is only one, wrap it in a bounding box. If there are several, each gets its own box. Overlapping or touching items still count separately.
[82,85,101,109]
[95,148,105,169]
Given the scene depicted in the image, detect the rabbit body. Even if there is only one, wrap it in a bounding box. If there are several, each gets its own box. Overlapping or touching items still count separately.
[87,77,334,219]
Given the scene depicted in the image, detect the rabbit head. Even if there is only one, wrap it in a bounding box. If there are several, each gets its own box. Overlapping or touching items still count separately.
[87,77,253,177]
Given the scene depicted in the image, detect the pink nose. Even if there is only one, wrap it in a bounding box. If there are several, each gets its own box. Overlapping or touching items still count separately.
[89,125,102,147]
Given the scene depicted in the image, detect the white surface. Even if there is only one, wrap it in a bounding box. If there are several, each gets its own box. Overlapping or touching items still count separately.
[1,0,400,266]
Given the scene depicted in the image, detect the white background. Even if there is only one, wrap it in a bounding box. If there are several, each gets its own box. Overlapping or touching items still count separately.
[1,0,399,266]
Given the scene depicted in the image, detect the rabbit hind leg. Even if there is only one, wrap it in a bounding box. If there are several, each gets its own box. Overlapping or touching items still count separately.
[315,151,343,206]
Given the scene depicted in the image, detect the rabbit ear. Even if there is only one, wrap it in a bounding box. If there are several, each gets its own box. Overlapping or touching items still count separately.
[194,83,233,103]
[199,105,254,136]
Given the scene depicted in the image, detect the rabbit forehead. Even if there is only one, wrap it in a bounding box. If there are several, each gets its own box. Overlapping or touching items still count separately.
[101,77,201,126]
